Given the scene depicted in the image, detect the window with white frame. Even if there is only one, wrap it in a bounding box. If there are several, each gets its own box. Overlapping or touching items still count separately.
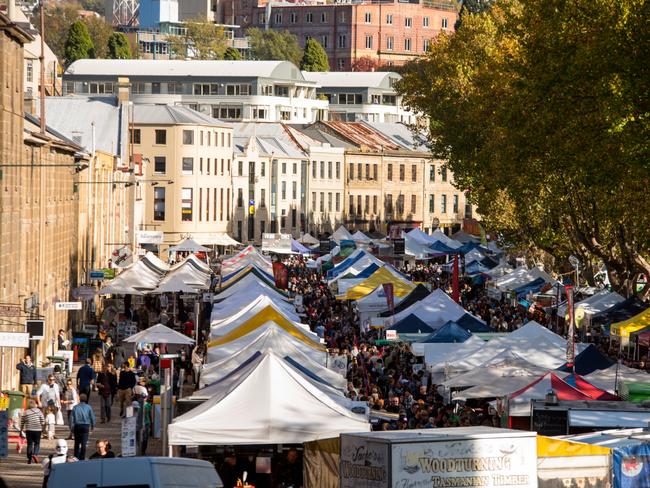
[405,17,412,28]
[338,34,346,48]
[423,16,429,27]
[386,36,394,51]
[442,18,448,29]
[364,12,371,23]
[365,35,373,49]
[404,38,412,51]
[386,14,393,24]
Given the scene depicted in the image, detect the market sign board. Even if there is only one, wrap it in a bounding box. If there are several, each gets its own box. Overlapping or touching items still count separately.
[0,332,29,348]
[137,230,164,245]
[262,233,292,253]
[55,302,82,311]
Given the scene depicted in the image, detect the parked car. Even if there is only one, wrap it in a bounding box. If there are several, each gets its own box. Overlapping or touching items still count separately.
[47,457,223,488]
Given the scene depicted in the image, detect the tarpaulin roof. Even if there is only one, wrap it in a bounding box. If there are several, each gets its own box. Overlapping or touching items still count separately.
[418,321,472,343]
[169,353,370,445]
[386,314,434,334]
[496,266,555,291]
[298,233,320,245]
[430,229,462,249]
[456,313,493,333]
[590,296,649,326]
[337,267,414,301]
[168,237,210,253]
[123,323,194,345]
[508,372,593,415]
[557,290,625,319]
[379,284,430,317]
[355,284,405,309]
[630,325,650,348]
[352,231,372,242]
[611,306,650,338]
[556,344,614,376]
[291,239,314,254]
[412,335,485,363]
[326,249,366,279]
[584,363,650,393]
[219,265,279,292]
[331,226,354,243]
[428,241,461,254]
[512,277,548,298]
[221,245,272,275]
[563,374,621,401]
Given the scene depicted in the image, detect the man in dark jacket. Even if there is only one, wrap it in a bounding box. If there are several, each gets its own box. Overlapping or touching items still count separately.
[96,363,118,423]
[117,365,137,417]
[16,355,37,397]
[76,358,96,400]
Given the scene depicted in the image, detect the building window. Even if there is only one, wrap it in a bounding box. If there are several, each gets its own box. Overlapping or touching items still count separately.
[181,188,193,221]
[349,163,354,180]
[168,82,183,94]
[423,16,430,27]
[237,188,243,207]
[339,93,363,105]
[291,208,296,227]
[131,129,141,144]
[365,163,370,180]
[365,195,370,214]
[442,18,449,29]
[260,221,265,237]
[306,12,313,23]
[320,192,324,212]
[336,161,340,179]
[26,60,33,82]
[411,195,416,213]
[182,157,193,175]
[290,12,297,23]
[282,162,287,174]
[364,12,371,23]
[238,160,243,176]
[441,166,448,182]
[386,36,394,51]
[321,35,328,48]
[153,187,165,221]
[357,195,362,215]
[411,164,417,182]
[399,164,405,181]
[292,181,297,199]
[312,161,317,178]
[328,192,332,212]
[274,12,282,23]
[349,195,354,215]
[261,161,266,176]
[252,107,267,119]
[441,194,447,213]
[429,164,435,181]
[423,39,431,52]
[321,12,327,22]
[386,14,393,24]
[338,34,346,48]
[365,35,373,49]
[154,156,166,173]
[237,220,242,242]
[453,194,459,213]
[387,164,393,181]
[429,194,435,213]
[404,38,412,51]
[373,195,378,214]
[337,59,345,70]
[397,194,404,214]
[153,129,166,145]
[260,188,266,207]
[193,83,218,95]
[312,192,317,211]
[216,106,242,120]
[183,130,194,145]
[386,194,393,213]
[405,17,412,28]
[281,181,286,200]
[336,192,340,211]
[293,162,297,174]
[357,163,362,179]
[226,84,251,95]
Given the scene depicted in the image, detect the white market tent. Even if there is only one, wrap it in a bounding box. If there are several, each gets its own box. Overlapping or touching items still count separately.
[123,323,194,345]
[200,329,344,390]
[210,295,305,335]
[414,335,486,373]
[352,231,372,243]
[97,252,168,294]
[200,234,241,247]
[387,288,482,329]
[151,257,211,293]
[221,245,273,275]
[331,226,354,243]
[557,290,625,319]
[355,284,405,325]
[206,321,327,364]
[298,233,320,245]
[584,364,650,394]
[484,262,514,280]
[211,290,295,323]
[495,266,555,291]
[168,353,370,445]
[168,238,210,253]
[214,272,289,302]
[430,229,463,250]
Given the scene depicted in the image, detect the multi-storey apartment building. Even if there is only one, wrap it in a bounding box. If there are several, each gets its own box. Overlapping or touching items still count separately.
[223,0,458,70]
[63,59,328,124]
[131,104,234,252]
[302,71,414,124]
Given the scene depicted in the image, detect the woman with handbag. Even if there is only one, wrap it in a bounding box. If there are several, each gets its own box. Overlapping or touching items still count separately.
[61,379,79,440]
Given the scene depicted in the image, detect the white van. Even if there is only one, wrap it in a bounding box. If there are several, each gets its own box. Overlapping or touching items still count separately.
[47,457,223,488]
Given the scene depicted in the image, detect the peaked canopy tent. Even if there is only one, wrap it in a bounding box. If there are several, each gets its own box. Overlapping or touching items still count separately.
[412,335,485,373]
[211,290,296,323]
[213,272,290,303]
[429,229,463,250]
[97,252,168,295]
[336,267,414,301]
[418,321,473,344]
[327,250,383,280]
[202,233,241,247]
[378,284,430,317]
[563,374,621,401]
[610,307,650,345]
[386,314,434,335]
[123,323,195,345]
[355,284,405,326]
[584,363,650,394]
[292,239,316,254]
[298,233,320,245]
[331,226,354,244]
[556,344,614,376]
[589,295,649,327]
[220,245,273,275]
[168,238,210,253]
[557,290,625,320]
[507,373,595,416]
[484,262,514,280]
[150,257,211,294]
[455,313,493,333]
[352,231,372,243]
[495,266,555,292]
[168,353,370,445]
[630,325,650,348]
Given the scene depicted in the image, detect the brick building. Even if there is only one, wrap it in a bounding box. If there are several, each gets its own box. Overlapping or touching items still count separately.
[221,0,458,70]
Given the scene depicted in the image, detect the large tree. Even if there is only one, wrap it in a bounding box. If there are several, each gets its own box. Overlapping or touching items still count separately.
[35,1,83,62]
[107,32,132,59]
[398,0,650,296]
[247,28,302,66]
[223,46,241,60]
[82,16,112,58]
[64,20,95,65]
[169,16,228,60]
[300,38,329,71]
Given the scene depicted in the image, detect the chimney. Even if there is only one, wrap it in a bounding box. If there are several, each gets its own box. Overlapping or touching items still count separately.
[7,0,15,20]
[117,77,130,104]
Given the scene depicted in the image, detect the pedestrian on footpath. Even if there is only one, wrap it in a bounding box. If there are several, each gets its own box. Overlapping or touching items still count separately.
[70,393,95,460]
[89,439,116,459]
[61,378,79,440]
[36,375,61,413]
[117,365,137,417]
[41,439,77,488]
[16,354,37,398]
[97,363,118,423]
[77,358,96,400]
[21,399,44,464]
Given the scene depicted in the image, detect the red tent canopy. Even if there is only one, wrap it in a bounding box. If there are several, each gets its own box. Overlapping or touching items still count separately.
[564,373,621,401]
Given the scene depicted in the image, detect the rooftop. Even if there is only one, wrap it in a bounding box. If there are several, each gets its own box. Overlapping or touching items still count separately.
[302,71,401,90]
[234,123,306,159]
[319,121,403,152]
[65,59,310,83]
[133,105,231,127]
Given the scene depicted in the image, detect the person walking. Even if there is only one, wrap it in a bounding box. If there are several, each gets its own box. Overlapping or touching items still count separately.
[96,363,118,423]
[140,395,153,456]
[41,439,77,488]
[61,379,79,440]
[117,365,136,417]
[36,375,61,413]
[76,358,96,400]
[70,393,95,460]
[21,399,45,464]
[16,355,37,398]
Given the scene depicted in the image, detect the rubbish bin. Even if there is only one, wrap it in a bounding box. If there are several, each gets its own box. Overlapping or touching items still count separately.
[1,390,26,411]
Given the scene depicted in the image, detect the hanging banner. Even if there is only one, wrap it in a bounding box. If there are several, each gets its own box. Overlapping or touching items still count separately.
[565,284,575,369]
[382,283,394,313]
[272,261,289,290]
[452,254,460,303]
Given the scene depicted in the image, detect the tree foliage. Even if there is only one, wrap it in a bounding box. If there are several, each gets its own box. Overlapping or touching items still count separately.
[351,56,381,72]
[398,0,650,296]
[35,1,82,62]
[455,0,494,29]
[247,28,302,66]
[64,20,95,65]
[300,38,329,71]
[169,16,228,60]
[223,46,241,60]
[107,32,132,59]
[82,16,113,58]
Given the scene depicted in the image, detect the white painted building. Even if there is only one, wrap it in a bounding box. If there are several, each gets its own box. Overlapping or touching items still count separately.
[63,59,329,124]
